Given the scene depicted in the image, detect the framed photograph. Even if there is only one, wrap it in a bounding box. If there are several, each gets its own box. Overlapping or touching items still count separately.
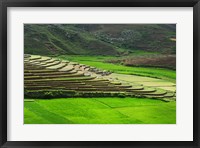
[0,0,199,147]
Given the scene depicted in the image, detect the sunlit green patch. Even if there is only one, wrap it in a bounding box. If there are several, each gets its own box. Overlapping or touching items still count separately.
[24,97,176,124]
[57,55,176,83]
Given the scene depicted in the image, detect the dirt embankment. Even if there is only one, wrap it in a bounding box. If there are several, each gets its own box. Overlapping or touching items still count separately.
[107,55,176,70]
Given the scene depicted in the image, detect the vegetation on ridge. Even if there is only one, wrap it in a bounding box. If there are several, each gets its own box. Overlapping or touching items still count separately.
[24,24,176,56]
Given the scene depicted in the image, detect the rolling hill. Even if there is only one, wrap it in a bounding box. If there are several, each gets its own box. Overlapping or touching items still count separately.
[24,24,176,56]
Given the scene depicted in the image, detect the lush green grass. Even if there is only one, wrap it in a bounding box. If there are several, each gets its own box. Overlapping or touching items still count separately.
[57,55,176,82]
[24,97,176,124]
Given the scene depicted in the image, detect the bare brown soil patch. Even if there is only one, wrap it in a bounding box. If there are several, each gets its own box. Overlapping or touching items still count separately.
[108,55,176,70]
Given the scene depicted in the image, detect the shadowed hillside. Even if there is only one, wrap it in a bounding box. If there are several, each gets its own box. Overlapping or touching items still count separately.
[24,24,176,56]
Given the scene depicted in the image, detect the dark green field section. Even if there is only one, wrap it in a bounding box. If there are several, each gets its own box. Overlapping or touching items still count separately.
[24,98,176,124]
[24,55,175,101]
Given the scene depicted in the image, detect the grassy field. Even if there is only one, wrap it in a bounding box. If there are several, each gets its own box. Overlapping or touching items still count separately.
[57,55,176,82]
[24,97,176,124]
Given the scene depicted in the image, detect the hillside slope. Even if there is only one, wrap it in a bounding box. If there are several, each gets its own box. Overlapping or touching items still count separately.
[24,24,176,56]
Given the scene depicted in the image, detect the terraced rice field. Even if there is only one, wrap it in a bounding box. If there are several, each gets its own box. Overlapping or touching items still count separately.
[24,54,176,124]
[107,74,176,92]
[24,55,175,101]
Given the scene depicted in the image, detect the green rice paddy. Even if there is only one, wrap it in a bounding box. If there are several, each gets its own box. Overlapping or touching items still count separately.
[57,55,176,83]
[24,97,176,124]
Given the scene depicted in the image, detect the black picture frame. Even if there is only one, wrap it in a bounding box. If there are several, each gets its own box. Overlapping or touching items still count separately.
[0,0,200,147]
